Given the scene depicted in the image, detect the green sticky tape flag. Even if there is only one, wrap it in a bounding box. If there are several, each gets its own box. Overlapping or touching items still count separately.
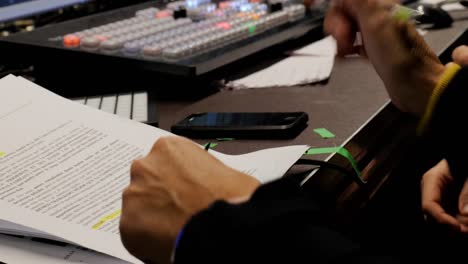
[313,128,335,139]
[390,4,422,22]
[203,143,218,149]
[392,7,412,21]
[0,152,5,158]
[248,23,256,34]
[216,138,235,142]
[306,147,340,155]
[305,147,363,180]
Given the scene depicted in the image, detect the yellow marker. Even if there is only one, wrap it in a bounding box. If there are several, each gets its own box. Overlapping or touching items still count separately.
[0,152,5,158]
[92,209,121,230]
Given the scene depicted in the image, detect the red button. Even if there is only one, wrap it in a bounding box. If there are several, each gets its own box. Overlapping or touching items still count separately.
[63,34,80,48]
[156,10,172,18]
[216,22,231,30]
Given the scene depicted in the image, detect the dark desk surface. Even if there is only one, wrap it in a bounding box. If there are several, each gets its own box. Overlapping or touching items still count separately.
[162,57,388,154]
[158,19,467,150]
[155,16,468,210]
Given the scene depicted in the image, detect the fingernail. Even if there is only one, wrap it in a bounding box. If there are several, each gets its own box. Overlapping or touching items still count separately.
[463,204,468,214]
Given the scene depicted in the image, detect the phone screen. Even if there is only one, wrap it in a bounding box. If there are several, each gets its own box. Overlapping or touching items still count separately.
[180,112,305,127]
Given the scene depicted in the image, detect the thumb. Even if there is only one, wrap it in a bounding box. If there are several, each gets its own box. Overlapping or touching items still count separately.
[458,178,468,215]
[452,45,468,65]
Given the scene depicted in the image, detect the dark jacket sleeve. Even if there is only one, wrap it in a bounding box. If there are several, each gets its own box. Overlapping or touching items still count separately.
[173,177,399,264]
[428,66,468,180]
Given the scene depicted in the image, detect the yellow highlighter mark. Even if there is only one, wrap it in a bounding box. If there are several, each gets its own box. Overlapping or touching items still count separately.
[92,209,121,230]
[0,152,5,158]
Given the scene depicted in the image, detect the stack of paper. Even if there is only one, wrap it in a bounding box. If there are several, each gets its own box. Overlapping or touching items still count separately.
[226,36,337,89]
[0,75,309,263]
[420,0,465,11]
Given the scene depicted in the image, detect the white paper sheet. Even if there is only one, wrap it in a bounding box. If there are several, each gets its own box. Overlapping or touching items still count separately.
[226,36,336,89]
[0,234,128,264]
[0,75,308,263]
[0,219,69,243]
[420,0,465,11]
[213,145,308,183]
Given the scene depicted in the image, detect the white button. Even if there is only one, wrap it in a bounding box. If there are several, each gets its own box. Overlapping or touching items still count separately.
[116,93,132,119]
[72,98,86,104]
[132,92,148,122]
[100,95,117,114]
[85,96,101,109]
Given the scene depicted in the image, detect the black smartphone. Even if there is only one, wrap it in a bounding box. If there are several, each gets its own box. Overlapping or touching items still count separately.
[170,112,308,139]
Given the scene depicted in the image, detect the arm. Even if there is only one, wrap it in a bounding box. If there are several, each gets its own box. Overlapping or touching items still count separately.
[119,136,260,264]
[324,0,468,234]
[120,136,399,264]
[425,66,468,180]
[419,66,468,232]
[174,176,400,264]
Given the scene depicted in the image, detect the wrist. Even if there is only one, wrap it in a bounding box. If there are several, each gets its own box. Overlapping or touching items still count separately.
[218,169,260,200]
[411,62,447,117]
[171,226,185,263]
[417,63,451,117]
[417,62,461,134]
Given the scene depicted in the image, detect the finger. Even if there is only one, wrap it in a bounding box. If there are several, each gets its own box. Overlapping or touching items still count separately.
[458,178,468,215]
[150,136,173,153]
[452,45,468,65]
[456,214,468,225]
[324,7,356,56]
[129,159,146,184]
[421,162,448,208]
[424,201,461,231]
[421,160,460,231]
[121,186,132,213]
[455,214,468,233]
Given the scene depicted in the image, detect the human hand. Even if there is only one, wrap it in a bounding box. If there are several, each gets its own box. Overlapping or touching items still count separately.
[452,45,468,65]
[445,48,468,229]
[421,159,468,233]
[456,179,468,232]
[119,136,260,264]
[324,0,446,117]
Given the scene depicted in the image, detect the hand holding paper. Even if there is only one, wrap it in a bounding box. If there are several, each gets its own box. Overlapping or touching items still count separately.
[120,136,260,264]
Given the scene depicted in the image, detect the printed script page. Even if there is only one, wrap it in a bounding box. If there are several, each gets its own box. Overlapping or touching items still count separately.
[0,75,308,263]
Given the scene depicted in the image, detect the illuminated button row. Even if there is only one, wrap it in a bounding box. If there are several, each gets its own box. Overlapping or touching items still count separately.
[123,16,226,55]
[61,4,305,60]
[65,16,178,49]
[285,5,305,22]
[63,7,168,48]
[145,11,265,59]
[162,10,291,60]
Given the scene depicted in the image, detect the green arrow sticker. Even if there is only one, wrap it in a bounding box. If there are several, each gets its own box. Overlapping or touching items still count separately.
[305,146,364,183]
[203,142,218,149]
[313,128,335,139]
